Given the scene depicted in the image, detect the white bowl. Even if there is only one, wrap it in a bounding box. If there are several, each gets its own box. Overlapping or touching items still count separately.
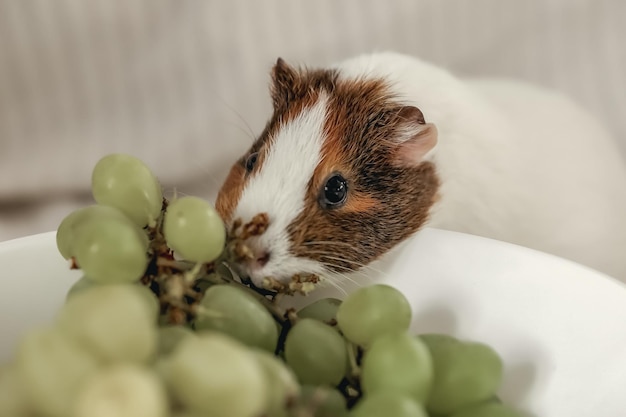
[2,228,626,417]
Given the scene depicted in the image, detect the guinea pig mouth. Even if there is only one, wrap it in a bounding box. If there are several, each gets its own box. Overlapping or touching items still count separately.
[223,217,330,287]
[229,253,277,288]
[232,262,265,287]
[231,253,327,290]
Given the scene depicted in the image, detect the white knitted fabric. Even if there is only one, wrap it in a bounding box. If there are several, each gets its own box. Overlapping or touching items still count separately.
[1,0,625,241]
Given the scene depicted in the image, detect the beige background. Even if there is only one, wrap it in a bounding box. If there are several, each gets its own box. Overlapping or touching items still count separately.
[1,0,625,241]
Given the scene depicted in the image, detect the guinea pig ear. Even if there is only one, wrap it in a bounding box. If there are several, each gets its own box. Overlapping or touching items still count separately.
[270,57,298,108]
[392,106,438,167]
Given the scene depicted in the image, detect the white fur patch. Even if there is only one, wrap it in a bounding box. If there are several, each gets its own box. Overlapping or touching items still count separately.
[232,95,330,284]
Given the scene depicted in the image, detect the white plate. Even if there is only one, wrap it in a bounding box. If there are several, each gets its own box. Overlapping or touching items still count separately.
[2,228,626,417]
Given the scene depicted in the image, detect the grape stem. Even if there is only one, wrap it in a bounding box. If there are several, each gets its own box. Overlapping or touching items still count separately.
[192,305,226,319]
[183,262,203,284]
[155,258,195,271]
[159,294,192,312]
[347,342,361,378]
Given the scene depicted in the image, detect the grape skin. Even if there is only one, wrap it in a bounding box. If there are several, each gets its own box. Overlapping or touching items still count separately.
[297,297,342,325]
[73,364,168,417]
[163,196,226,264]
[157,326,198,356]
[56,204,134,260]
[66,276,98,299]
[349,392,428,417]
[15,327,100,417]
[0,364,31,417]
[252,350,300,417]
[336,284,412,347]
[420,334,504,415]
[361,332,434,403]
[450,402,524,417]
[162,333,267,417]
[73,216,149,285]
[56,285,158,364]
[194,284,279,352]
[284,318,348,386]
[91,153,163,227]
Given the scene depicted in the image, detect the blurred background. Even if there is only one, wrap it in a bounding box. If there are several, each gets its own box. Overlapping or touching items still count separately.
[0,0,624,242]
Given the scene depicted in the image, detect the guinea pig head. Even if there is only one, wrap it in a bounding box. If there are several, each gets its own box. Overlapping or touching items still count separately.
[215,58,440,286]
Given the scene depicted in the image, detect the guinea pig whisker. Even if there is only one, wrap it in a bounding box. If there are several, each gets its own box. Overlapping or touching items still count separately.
[182,158,224,190]
[302,253,374,287]
[216,96,257,143]
[316,262,362,286]
[301,249,386,278]
[307,251,369,270]
[303,253,388,286]
[227,121,256,143]
[302,242,390,271]
[310,257,358,274]
[163,188,192,197]
[318,273,349,296]
[316,262,378,284]
[302,240,364,249]
[328,270,359,292]
[322,262,376,286]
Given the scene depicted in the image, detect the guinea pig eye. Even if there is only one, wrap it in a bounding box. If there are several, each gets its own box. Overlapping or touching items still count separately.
[245,152,259,173]
[320,173,348,209]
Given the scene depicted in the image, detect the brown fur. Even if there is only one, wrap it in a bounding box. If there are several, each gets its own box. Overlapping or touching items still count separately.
[215,163,245,222]
[215,59,337,222]
[216,58,440,274]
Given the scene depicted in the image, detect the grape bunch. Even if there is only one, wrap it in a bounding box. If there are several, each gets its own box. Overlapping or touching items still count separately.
[0,153,527,417]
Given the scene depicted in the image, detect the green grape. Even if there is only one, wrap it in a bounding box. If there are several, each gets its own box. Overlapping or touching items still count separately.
[67,275,157,307]
[296,385,348,417]
[163,196,226,263]
[298,298,342,325]
[171,413,205,417]
[66,276,98,299]
[284,318,348,386]
[57,285,157,364]
[14,326,99,417]
[157,326,197,356]
[56,204,131,260]
[349,392,428,417]
[73,215,149,284]
[418,333,458,345]
[73,364,168,417]
[427,398,502,417]
[0,364,31,417]
[194,285,278,352]
[252,350,300,417]
[152,357,170,384]
[361,332,433,403]
[419,334,504,415]
[91,153,163,227]
[67,279,159,322]
[130,284,161,320]
[450,403,524,417]
[161,333,267,417]
[336,284,411,347]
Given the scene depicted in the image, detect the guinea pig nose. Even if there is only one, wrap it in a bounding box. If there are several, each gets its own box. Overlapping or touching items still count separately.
[256,251,271,267]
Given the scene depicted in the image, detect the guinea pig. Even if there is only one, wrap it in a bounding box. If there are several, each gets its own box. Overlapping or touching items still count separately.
[215,52,626,286]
